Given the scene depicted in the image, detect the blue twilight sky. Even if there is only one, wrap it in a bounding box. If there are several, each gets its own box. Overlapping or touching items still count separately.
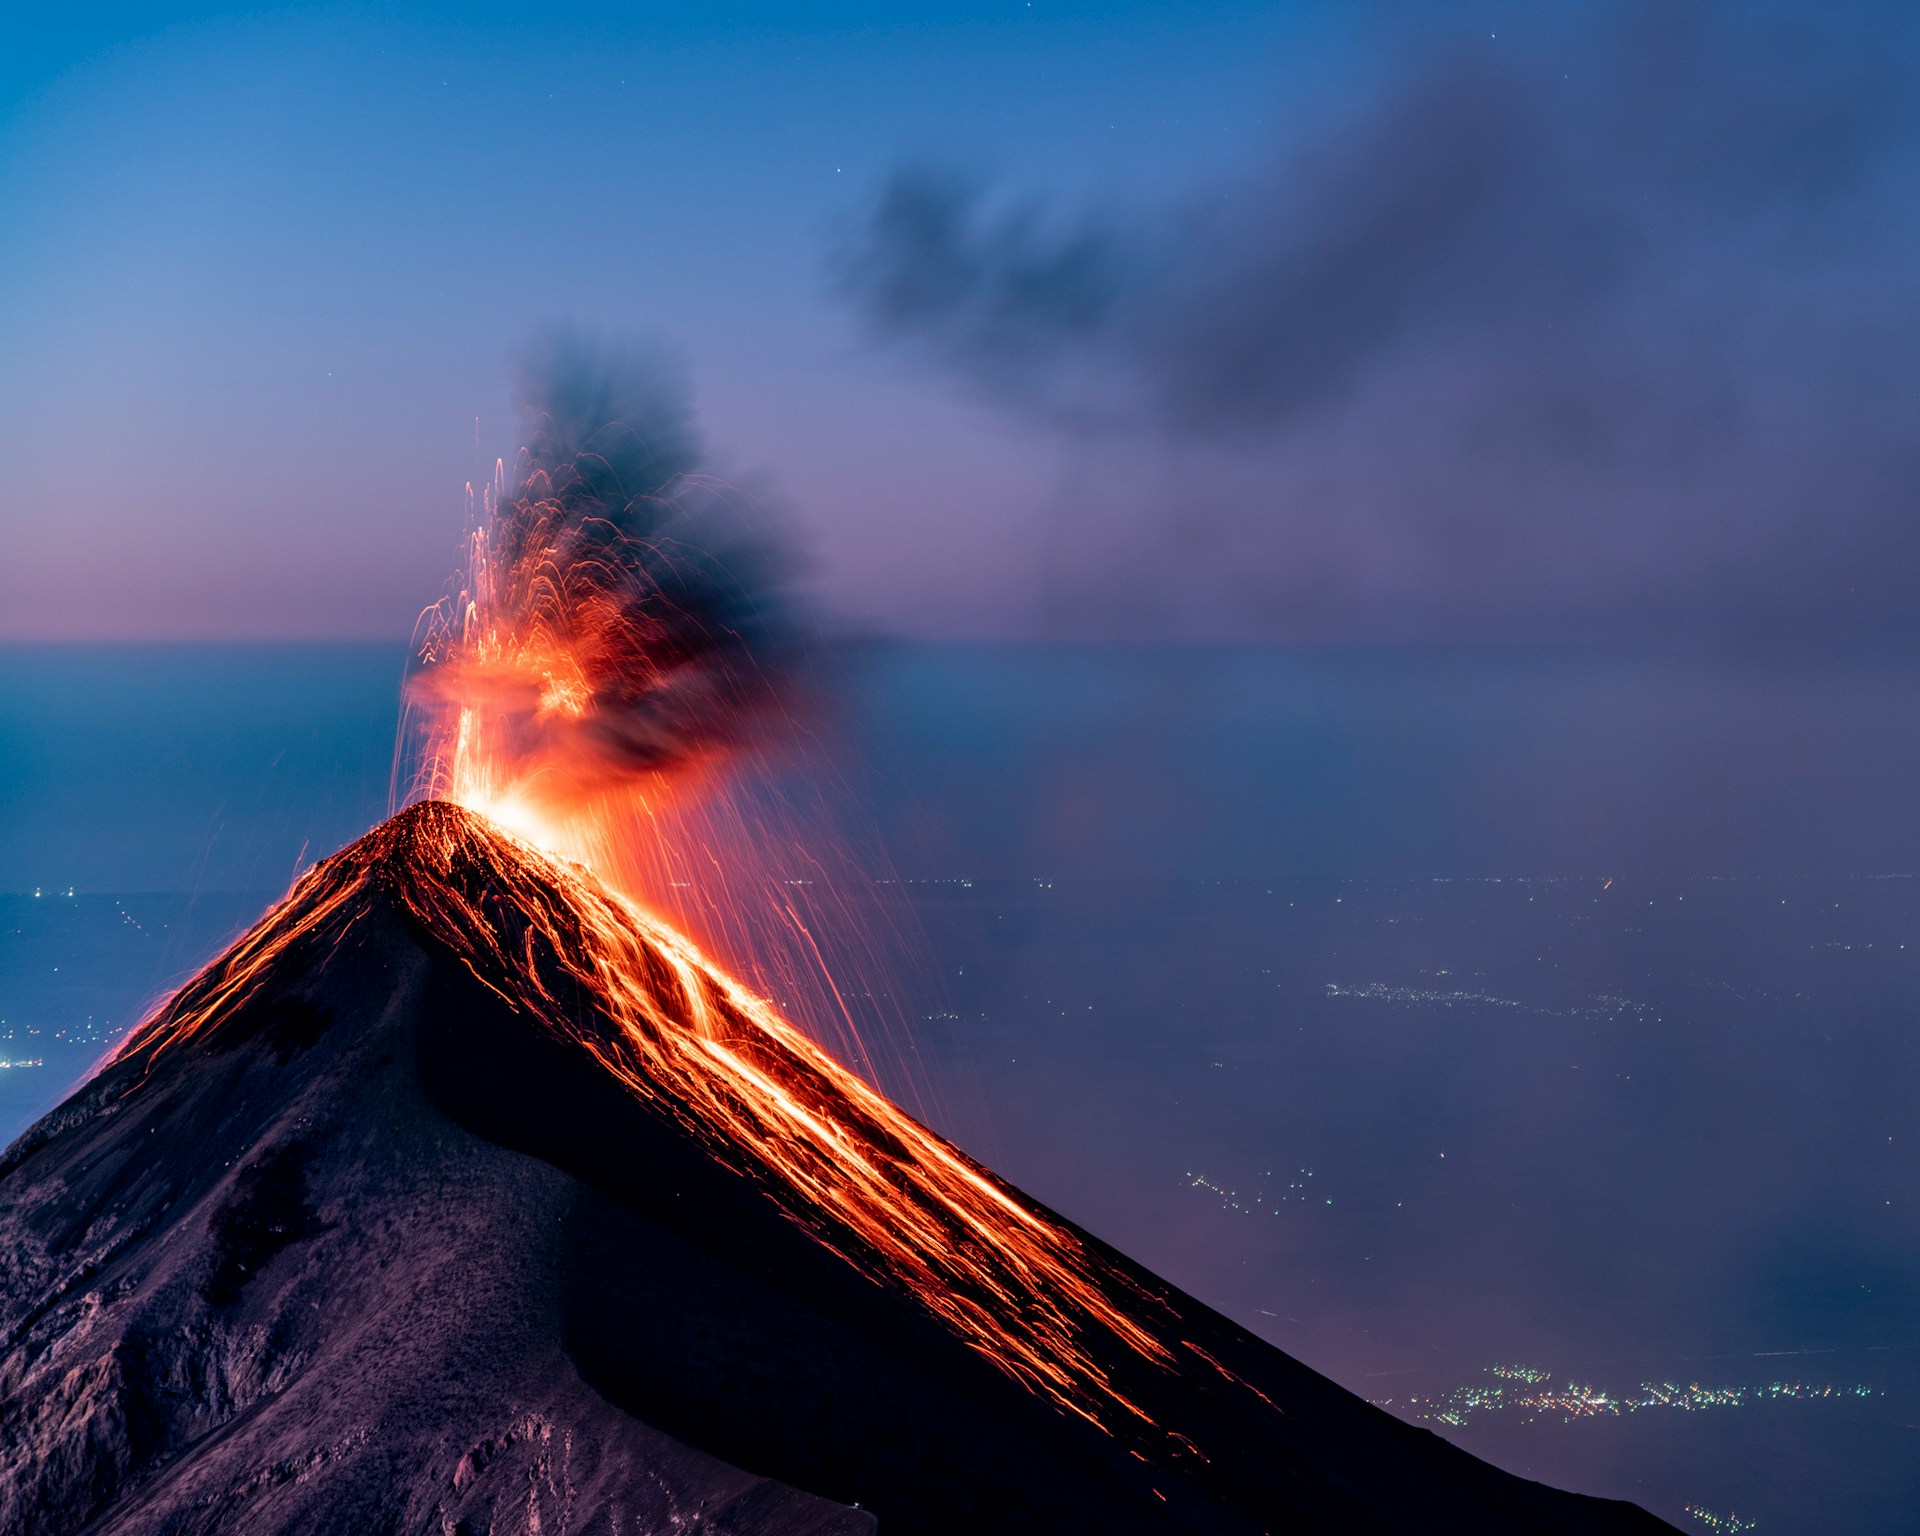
[0,1,1307,640]
[4,2,1918,643]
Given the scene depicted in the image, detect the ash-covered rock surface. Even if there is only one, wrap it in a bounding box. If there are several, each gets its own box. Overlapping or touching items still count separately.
[0,803,1679,1535]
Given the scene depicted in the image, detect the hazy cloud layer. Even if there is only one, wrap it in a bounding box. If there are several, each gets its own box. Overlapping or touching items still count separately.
[841,1,1920,642]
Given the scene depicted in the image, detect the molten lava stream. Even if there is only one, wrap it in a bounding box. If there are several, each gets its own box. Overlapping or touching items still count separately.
[405,801,1178,1431]
[120,797,1305,1450]
[140,344,1272,1456]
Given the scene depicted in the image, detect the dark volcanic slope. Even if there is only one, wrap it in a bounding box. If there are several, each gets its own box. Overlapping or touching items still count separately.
[0,803,1678,1536]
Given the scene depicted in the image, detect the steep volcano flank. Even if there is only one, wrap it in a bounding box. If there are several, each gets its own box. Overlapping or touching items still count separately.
[124,804,1193,1440]
[67,800,1684,1535]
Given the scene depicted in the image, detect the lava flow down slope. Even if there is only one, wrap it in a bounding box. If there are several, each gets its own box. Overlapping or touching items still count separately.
[0,801,1676,1536]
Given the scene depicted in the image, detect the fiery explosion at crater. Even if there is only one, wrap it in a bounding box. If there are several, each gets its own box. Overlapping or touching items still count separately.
[405,333,790,871]
[41,337,1681,1536]
[132,333,1248,1439]
[394,338,892,1085]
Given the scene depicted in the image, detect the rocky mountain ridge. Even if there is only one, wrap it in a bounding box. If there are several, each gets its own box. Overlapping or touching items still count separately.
[0,803,1678,1535]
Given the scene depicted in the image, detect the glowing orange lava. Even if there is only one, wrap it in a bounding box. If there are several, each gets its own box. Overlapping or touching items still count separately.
[118,419,1273,1455]
[121,803,1225,1435]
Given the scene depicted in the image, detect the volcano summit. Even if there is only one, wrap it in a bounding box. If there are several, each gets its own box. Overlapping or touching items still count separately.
[0,803,1675,1535]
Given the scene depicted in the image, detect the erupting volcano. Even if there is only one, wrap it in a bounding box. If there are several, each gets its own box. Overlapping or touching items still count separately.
[0,343,1678,1534]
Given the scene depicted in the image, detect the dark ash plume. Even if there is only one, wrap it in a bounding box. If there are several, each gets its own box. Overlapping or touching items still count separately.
[412,331,794,790]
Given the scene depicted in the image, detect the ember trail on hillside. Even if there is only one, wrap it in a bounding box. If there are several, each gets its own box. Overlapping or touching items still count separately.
[3,795,1675,1534]
[121,801,1223,1441]
[254,343,1223,1436]
[11,346,1673,1533]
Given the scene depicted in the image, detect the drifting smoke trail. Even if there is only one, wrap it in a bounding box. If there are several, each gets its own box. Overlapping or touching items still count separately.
[840,1,1920,643]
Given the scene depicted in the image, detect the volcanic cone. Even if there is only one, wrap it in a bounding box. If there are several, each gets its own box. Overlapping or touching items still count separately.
[0,803,1677,1535]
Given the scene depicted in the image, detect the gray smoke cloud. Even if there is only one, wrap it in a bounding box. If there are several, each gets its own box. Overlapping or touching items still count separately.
[409,330,796,792]
[840,1,1920,643]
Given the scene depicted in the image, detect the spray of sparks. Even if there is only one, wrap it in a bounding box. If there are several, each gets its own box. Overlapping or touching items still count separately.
[395,339,915,1090]
[112,342,1276,1446]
